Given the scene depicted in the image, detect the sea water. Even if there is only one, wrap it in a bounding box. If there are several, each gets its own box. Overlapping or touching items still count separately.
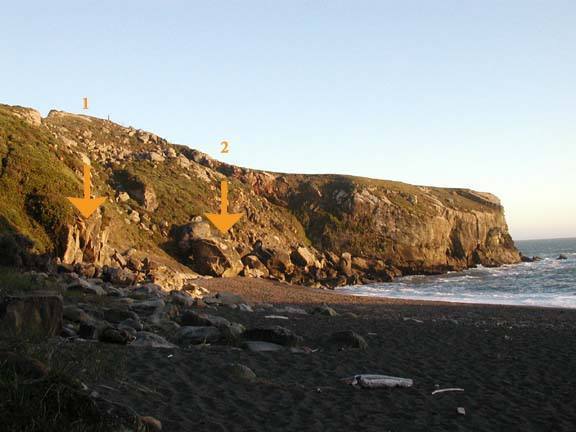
[338,238,576,309]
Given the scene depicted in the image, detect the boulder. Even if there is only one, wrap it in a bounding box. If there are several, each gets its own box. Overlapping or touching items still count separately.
[339,252,353,276]
[244,326,303,347]
[291,247,316,267]
[558,254,568,260]
[266,250,294,276]
[0,294,63,337]
[177,326,221,345]
[241,254,270,278]
[186,239,243,277]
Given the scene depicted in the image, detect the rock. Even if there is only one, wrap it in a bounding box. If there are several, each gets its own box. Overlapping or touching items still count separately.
[0,294,63,337]
[244,326,303,346]
[237,304,254,313]
[186,238,243,277]
[118,192,130,202]
[116,171,159,211]
[327,330,368,350]
[130,299,165,316]
[351,257,370,271]
[67,279,106,296]
[102,308,139,323]
[216,291,246,306]
[78,322,97,339]
[169,290,195,307]
[140,416,163,431]
[130,283,164,298]
[180,311,231,328]
[291,247,316,267]
[241,254,270,278]
[146,319,180,335]
[558,254,568,260]
[119,318,144,332]
[104,267,136,287]
[220,322,246,341]
[131,331,176,349]
[311,304,338,317]
[177,326,221,345]
[224,363,256,381]
[63,305,93,323]
[129,210,141,223]
[148,151,165,163]
[266,250,294,276]
[99,326,134,344]
[244,341,285,352]
[339,252,353,276]
[0,351,49,379]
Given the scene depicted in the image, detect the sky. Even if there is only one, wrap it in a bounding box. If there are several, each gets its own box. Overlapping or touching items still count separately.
[1,1,574,240]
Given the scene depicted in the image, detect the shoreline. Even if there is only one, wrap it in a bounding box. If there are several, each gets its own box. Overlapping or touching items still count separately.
[194,276,576,313]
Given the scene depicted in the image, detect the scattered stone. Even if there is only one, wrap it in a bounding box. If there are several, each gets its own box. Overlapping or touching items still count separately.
[131,331,177,349]
[311,304,338,317]
[215,291,245,306]
[78,322,97,339]
[558,254,568,260]
[130,299,165,315]
[140,415,163,431]
[327,330,368,350]
[180,311,230,328]
[244,341,285,352]
[244,326,303,346]
[224,363,257,381]
[99,326,134,344]
[67,279,106,296]
[63,305,93,323]
[119,318,144,332]
[237,303,254,313]
[170,290,195,307]
[177,326,221,345]
[102,308,139,323]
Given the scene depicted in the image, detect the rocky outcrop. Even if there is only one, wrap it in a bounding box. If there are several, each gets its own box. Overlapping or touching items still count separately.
[0,102,521,290]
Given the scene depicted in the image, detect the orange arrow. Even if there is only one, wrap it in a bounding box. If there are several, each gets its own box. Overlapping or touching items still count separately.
[205,180,243,234]
[67,164,106,218]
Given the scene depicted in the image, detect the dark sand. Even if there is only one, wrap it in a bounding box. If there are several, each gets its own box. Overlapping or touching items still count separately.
[74,278,576,431]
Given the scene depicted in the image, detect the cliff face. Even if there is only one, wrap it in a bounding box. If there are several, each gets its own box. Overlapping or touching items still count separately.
[196,159,520,275]
[0,103,520,288]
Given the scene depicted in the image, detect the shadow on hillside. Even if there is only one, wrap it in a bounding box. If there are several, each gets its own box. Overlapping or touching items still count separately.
[0,216,53,271]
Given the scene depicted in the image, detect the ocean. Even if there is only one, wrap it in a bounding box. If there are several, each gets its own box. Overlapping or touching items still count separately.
[338,238,576,309]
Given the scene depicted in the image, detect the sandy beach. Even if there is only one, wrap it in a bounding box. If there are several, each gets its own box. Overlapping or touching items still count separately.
[53,277,575,432]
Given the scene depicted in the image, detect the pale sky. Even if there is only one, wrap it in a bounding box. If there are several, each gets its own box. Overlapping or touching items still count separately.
[1,1,574,239]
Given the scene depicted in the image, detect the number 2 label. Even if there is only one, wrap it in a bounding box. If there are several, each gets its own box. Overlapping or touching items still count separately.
[220,140,229,153]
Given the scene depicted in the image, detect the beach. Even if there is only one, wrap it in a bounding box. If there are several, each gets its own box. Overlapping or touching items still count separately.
[61,277,576,432]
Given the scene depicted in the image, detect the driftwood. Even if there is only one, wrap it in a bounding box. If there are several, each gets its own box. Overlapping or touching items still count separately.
[342,374,413,388]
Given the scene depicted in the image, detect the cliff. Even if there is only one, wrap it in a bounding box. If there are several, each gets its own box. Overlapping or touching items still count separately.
[0,103,520,288]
